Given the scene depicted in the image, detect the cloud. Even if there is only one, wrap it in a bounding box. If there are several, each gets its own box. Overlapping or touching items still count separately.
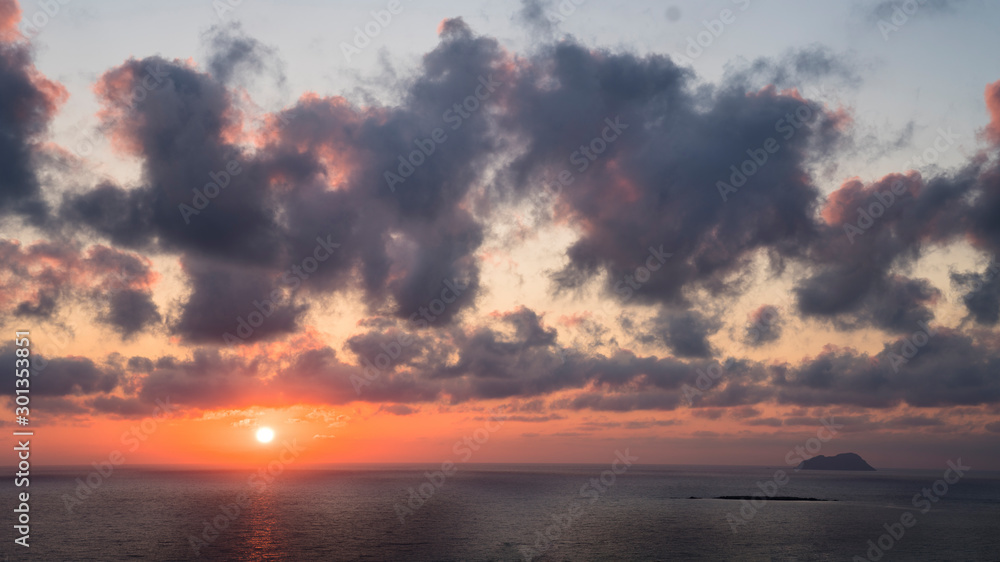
[494,42,847,311]
[378,404,418,416]
[653,308,721,358]
[862,0,969,22]
[88,395,159,417]
[61,20,514,343]
[0,0,21,41]
[951,260,1000,325]
[985,79,1000,145]
[1,344,121,396]
[6,9,1000,425]
[0,239,161,337]
[171,257,307,345]
[0,2,67,224]
[203,22,285,87]
[744,305,782,346]
[773,331,1000,408]
[136,348,265,409]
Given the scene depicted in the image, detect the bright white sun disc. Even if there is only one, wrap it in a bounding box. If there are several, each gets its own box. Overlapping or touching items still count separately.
[256,427,274,443]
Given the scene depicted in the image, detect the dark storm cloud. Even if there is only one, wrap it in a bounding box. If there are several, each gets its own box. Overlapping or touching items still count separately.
[254,307,709,408]
[0,11,65,225]
[61,18,510,342]
[104,288,161,339]
[772,330,1000,408]
[495,39,845,309]
[539,327,1000,412]
[9,4,1000,420]
[88,395,159,417]
[136,348,263,409]
[652,308,721,358]
[64,55,284,263]
[804,76,1000,328]
[59,182,158,249]
[496,34,996,342]
[860,276,940,331]
[346,329,430,371]
[53,17,917,354]
[15,291,56,317]
[68,312,1000,413]
[796,165,979,330]
[0,239,161,336]
[811,80,1000,312]
[171,257,307,344]
[127,356,154,373]
[1,345,120,396]
[951,260,1000,325]
[796,272,940,333]
[316,306,760,409]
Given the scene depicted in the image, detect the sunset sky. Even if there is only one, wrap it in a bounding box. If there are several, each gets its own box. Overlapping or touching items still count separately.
[2,0,1000,470]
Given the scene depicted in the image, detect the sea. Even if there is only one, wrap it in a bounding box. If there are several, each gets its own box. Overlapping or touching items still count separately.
[2,464,998,561]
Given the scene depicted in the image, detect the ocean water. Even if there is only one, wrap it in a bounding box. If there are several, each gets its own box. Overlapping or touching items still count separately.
[3,464,999,561]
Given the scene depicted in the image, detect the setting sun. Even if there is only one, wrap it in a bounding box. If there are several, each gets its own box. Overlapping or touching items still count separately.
[256,427,275,443]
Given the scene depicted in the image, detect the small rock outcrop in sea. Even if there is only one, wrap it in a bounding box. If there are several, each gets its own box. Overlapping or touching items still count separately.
[796,452,876,471]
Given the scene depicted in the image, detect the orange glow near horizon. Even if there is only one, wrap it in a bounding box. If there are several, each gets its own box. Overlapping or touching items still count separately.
[11,398,998,470]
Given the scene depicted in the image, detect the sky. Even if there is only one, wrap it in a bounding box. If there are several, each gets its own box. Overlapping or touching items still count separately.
[1,0,999,470]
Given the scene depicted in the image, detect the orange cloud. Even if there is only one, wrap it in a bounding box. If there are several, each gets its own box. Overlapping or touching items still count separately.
[821,172,920,225]
[984,79,1000,145]
[0,0,20,41]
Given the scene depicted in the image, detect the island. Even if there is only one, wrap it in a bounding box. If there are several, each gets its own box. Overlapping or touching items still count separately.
[796,452,876,471]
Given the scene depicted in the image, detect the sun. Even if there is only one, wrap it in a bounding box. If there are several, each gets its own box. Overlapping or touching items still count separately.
[256,427,275,443]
